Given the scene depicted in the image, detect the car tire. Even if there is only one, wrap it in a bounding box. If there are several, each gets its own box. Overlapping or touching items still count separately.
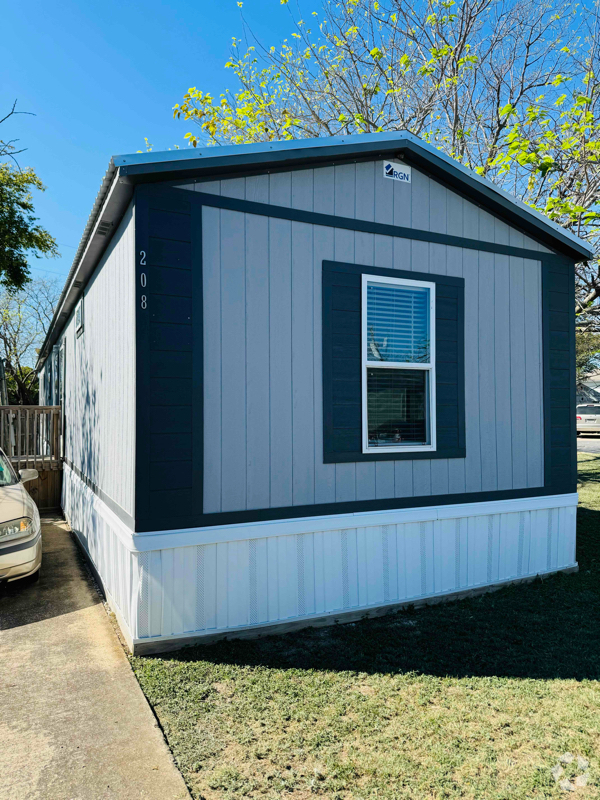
[27,569,40,584]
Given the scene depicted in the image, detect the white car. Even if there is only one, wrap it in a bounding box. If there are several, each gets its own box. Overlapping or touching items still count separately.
[0,449,41,583]
[576,404,600,435]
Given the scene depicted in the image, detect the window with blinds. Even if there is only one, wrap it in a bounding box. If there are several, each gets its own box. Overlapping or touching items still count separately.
[362,275,436,453]
[366,282,430,363]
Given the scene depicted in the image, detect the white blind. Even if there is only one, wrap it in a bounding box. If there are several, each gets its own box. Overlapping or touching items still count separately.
[366,282,430,363]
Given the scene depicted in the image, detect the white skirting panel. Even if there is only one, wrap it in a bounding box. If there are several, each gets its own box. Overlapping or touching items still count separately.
[62,464,578,652]
[135,503,577,645]
[62,463,138,647]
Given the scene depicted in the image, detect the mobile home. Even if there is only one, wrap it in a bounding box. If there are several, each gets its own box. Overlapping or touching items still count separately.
[38,132,592,653]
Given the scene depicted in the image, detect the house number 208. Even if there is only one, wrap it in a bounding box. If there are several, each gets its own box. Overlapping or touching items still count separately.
[139,250,147,309]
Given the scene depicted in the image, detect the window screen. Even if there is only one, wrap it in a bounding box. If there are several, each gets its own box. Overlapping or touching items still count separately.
[362,275,435,453]
[367,368,428,446]
[366,282,430,363]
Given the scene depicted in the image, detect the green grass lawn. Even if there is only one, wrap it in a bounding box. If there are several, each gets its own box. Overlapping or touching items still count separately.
[132,454,600,799]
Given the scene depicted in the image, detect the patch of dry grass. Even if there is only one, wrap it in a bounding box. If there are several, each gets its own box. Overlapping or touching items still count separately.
[132,455,600,799]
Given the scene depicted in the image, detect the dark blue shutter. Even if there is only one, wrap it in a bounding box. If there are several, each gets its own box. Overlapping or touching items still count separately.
[544,261,576,489]
[135,186,199,531]
[322,260,465,463]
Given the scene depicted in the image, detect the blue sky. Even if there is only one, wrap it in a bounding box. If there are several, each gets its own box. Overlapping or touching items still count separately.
[1,0,296,283]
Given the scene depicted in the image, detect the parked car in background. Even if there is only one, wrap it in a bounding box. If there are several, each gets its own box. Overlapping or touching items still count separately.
[576,404,600,436]
[0,449,40,583]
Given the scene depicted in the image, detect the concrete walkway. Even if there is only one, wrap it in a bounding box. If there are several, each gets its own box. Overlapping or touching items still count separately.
[578,433,600,454]
[0,519,190,800]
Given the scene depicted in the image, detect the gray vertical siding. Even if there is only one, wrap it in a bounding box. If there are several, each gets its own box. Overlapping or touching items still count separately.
[178,161,554,254]
[60,203,136,519]
[201,204,544,514]
[40,348,60,406]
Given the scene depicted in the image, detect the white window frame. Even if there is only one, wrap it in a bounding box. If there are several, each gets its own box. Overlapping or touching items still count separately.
[361,273,437,454]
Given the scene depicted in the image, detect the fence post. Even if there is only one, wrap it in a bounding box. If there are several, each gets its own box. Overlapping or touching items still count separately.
[0,406,62,470]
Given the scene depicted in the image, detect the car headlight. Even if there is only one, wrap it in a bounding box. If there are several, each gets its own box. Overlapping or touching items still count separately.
[0,517,35,543]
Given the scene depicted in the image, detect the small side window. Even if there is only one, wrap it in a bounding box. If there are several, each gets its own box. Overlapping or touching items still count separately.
[75,298,84,338]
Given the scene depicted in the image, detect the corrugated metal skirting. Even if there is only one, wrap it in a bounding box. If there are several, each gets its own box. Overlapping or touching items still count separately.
[63,463,577,651]
[134,504,576,642]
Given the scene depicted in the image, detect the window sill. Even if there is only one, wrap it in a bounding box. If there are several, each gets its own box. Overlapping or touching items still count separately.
[363,445,436,455]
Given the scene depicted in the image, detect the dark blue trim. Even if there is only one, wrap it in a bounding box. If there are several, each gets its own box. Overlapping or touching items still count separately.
[134,186,196,525]
[191,190,567,263]
[321,260,466,463]
[542,260,578,489]
[117,137,590,261]
[126,185,577,533]
[134,189,151,525]
[191,203,204,518]
[134,484,573,532]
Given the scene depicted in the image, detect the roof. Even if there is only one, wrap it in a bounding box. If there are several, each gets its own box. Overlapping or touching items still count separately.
[37,130,594,369]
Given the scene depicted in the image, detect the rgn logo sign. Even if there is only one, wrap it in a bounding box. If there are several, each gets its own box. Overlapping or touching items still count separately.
[383,161,411,183]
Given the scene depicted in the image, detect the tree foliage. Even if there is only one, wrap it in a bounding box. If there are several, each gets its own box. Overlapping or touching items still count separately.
[175,0,581,150]
[0,165,58,289]
[0,101,58,290]
[174,0,600,327]
[576,330,600,384]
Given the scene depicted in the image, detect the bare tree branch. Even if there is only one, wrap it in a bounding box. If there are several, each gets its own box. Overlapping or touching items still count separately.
[0,278,59,404]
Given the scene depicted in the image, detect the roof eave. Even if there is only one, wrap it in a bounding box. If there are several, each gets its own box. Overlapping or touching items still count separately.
[37,132,593,369]
[117,135,592,261]
[36,165,134,370]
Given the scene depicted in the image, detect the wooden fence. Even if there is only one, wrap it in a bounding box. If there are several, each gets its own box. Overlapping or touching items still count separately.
[0,406,63,511]
[0,406,62,470]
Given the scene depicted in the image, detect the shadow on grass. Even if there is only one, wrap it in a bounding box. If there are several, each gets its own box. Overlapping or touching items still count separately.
[578,455,600,487]
[159,467,600,683]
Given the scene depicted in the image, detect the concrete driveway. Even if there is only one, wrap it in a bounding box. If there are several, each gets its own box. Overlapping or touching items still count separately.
[578,434,600,454]
[0,519,190,800]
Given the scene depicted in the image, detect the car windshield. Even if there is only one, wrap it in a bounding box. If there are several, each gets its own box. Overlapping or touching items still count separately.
[0,451,17,487]
[578,406,600,415]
